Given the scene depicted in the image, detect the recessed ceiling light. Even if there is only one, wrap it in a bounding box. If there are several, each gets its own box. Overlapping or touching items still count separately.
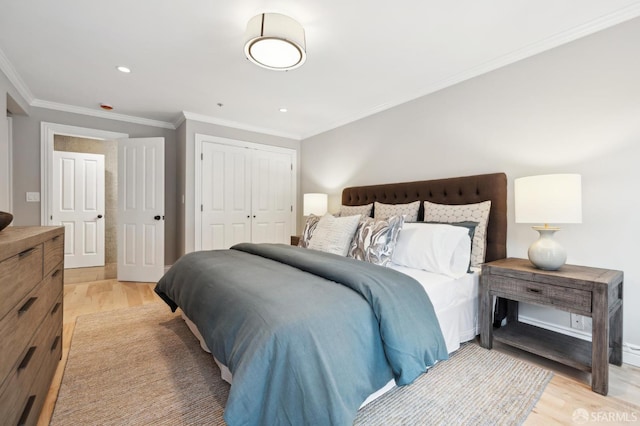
[279,108,288,113]
[116,66,131,73]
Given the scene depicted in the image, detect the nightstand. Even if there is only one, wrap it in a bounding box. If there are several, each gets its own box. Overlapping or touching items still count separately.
[290,235,301,246]
[479,257,623,395]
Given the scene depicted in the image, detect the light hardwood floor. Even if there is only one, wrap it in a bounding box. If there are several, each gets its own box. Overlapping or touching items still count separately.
[38,266,640,425]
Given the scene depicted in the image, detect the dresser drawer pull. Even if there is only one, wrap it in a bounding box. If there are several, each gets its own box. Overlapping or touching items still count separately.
[51,335,61,351]
[18,247,35,258]
[18,346,36,370]
[18,297,38,315]
[51,302,62,315]
[527,288,542,294]
[52,268,62,278]
[52,235,61,241]
[17,395,36,426]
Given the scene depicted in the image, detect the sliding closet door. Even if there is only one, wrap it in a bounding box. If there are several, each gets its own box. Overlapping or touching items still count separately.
[251,150,293,244]
[200,142,252,250]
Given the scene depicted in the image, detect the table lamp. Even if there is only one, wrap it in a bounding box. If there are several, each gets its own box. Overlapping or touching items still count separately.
[303,193,328,216]
[514,174,582,270]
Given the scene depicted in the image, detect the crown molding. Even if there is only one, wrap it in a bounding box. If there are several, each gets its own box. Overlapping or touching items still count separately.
[182,111,301,141]
[31,99,176,129]
[301,2,640,139]
[0,46,33,111]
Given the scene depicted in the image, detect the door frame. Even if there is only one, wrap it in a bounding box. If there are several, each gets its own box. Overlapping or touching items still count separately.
[40,122,128,226]
[193,134,297,252]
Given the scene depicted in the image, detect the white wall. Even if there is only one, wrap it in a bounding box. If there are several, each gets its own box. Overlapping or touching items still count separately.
[301,18,640,365]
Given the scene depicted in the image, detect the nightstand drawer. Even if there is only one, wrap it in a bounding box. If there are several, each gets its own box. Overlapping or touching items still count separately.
[490,276,592,315]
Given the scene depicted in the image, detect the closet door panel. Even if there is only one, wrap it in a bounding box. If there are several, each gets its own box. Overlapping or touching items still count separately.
[201,142,251,250]
[251,150,292,244]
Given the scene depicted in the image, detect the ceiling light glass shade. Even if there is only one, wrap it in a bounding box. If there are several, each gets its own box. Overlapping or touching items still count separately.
[244,13,306,71]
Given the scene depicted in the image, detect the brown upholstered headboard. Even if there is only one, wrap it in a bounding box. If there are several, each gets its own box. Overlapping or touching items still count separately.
[341,172,507,262]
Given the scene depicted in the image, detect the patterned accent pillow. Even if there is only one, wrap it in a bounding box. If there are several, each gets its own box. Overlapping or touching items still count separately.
[337,203,373,218]
[374,201,420,222]
[307,214,361,256]
[348,215,405,266]
[298,214,320,248]
[423,200,491,267]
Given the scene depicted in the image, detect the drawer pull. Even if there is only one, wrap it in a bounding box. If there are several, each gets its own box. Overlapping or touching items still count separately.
[52,268,62,278]
[17,395,36,426]
[18,297,38,315]
[18,346,36,370]
[527,288,541,294]
[51,335,61,351]
[52,235,60,241]
[51,302,62,314]
[18,247,35,258]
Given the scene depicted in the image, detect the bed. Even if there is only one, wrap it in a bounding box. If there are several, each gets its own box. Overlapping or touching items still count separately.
[155,172,507,426]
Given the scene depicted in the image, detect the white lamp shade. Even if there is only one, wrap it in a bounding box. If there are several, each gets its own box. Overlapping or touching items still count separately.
[303,193,328,216]
[515,174,582,224]
[244,13,306,71]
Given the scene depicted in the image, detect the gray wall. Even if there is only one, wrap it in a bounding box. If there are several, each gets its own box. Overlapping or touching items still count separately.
[301,18,640,364]
[11,107,179,264]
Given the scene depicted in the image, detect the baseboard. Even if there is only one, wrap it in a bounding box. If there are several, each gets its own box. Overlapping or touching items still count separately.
[519,315,640,368]
[623,345,640,367]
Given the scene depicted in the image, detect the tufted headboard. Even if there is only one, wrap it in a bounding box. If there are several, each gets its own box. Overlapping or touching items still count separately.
[341,172,507,262]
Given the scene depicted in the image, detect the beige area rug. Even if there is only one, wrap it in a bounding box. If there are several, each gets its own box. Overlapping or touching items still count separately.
[51,303,552,425]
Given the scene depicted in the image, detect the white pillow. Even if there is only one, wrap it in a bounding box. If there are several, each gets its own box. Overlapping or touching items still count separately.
[391,222,471,278]
[423,200,491,267]
[308,213,361,256]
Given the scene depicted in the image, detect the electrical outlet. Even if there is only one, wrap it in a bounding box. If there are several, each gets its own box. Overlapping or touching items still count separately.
[570,313,585,330]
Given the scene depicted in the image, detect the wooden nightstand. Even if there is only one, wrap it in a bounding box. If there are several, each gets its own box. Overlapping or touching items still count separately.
[479,257,623,395]
[290,235,301,246]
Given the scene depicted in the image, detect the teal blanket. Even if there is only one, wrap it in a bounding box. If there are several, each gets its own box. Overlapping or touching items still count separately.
[155,243,448,425]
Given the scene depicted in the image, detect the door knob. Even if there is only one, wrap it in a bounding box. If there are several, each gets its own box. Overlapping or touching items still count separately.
[154,215,161,220]
[97,215,103,219]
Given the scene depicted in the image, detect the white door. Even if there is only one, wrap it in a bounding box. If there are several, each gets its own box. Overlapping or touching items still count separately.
[200,142,251,250]
[251,150,292,244]
[117,137,164,282]
[52,151,105,268]
[198,141,293,248]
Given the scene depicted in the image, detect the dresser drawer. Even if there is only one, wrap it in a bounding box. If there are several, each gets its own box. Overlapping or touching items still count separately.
[489,275,592,315]
[43,234,64,276]
[0,293,63,426]
[0,263,63,388]
[0,244,43,321]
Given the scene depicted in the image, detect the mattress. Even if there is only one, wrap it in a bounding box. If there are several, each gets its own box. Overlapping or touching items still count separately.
[181,264,479,409]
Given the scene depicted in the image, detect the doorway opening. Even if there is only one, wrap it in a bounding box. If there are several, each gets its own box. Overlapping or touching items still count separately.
[41,122,128,278]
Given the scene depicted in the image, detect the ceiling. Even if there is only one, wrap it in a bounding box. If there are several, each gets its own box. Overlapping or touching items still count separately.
[1,1,640,140]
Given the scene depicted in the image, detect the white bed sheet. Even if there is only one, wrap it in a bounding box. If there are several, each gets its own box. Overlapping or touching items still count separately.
[181,265,480,409]
[388,263,480,354]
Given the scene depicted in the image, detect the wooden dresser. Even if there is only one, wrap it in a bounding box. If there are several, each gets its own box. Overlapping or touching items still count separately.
[0,226,64,425]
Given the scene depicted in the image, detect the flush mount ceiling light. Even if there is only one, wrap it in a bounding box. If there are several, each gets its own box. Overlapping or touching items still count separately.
[116,66,131,73]
[244,13,306,71]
